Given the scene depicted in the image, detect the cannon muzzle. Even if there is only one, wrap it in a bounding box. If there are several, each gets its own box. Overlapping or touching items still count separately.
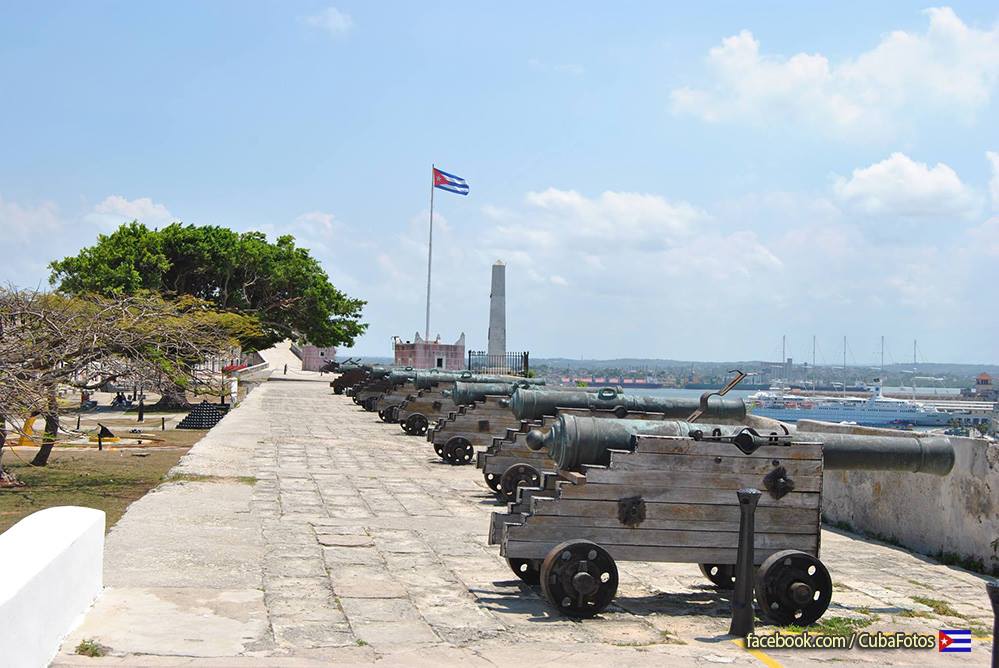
[540,414,956,474]
[510,387,746,421]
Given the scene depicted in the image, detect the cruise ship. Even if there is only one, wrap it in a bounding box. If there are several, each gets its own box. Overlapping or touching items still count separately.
[747,382,969,427]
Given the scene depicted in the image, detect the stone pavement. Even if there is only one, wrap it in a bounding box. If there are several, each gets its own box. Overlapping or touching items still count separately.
[56,378,996,667]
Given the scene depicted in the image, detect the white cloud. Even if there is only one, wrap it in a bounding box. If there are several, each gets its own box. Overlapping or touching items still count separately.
[84,195,174,230]
[987,151,999,211]
[833,152,978,218]
[0,195,61,243]
[305,7,353,38]
[969,216,999,256]
[516,188,705,253]
[295,210,337,231]
[550,275,569,286]
[670,7,999,136]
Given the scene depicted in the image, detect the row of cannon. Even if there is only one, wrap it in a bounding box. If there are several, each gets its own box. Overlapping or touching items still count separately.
[333,363,957,625]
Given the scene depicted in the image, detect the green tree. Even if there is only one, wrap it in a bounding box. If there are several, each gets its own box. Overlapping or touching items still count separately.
[49,222,366,350]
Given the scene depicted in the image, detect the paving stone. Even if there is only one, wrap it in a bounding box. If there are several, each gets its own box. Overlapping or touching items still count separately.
[351,620,440,647]
[316,534,373,547]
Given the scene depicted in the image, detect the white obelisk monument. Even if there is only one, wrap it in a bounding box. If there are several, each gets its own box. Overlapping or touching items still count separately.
[487,261,506,357]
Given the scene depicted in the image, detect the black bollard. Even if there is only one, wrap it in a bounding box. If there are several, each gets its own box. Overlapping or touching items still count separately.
[730,487,762,637]
[284,363,288,375]
[987,580,998,668]
[76,414,81,430]
[137,399,145,422]
[161,416,166,431]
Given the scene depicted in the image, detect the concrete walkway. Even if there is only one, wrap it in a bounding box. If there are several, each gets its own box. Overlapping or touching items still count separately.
[56,378,996,667]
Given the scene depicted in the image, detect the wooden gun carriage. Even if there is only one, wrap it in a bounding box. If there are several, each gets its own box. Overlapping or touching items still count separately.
[489,415,955,623]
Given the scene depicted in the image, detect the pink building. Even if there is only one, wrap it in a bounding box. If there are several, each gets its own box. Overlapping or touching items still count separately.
[299,344,336,372]
[393,333,465,370]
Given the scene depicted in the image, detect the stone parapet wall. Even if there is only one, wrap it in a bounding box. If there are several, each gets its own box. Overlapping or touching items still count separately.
[805,420,999,574]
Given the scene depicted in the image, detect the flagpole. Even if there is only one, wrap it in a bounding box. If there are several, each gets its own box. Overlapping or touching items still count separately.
[425,164,434,340]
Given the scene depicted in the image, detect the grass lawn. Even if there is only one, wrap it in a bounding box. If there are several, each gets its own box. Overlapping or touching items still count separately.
[0,438,201,533]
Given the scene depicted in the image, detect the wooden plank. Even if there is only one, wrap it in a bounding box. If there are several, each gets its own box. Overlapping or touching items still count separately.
[489,512,520,545]
[529,497,817,527]
[632,435,823,460]
[559,483,820,509]
[517,512,818,534]
[559,470,586,485]
[505,523,818,551]
[580,468,823,492]
[606,452,823,476]
[530,497,817,525]
[502,541,817,563]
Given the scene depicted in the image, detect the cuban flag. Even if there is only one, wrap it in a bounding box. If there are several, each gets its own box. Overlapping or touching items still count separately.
[938,629,971,652]
[433,167,469,196]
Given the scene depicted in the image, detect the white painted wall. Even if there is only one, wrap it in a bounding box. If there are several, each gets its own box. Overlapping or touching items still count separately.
[0,506,105,667]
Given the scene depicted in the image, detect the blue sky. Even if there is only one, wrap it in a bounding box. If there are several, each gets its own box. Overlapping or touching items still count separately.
[2,2,998,365]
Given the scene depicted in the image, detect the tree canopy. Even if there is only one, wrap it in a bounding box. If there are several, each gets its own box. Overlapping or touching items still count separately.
[50,222,367,350]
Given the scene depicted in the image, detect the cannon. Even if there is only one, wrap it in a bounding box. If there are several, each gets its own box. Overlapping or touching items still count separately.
[413,371,544,391]
[428,383,612,465]
[490,414,955,621]
[396,374,544,436]
[510,386,745,422]
[331,364,373,395]
[477,408,702,497]
[344,366,394,399]
[475,388,757,493]
[354,369,419,412]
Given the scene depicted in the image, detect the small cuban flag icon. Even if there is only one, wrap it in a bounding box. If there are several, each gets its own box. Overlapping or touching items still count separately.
[938,629,972,652]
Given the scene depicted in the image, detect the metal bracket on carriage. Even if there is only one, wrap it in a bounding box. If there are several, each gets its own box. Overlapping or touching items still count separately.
[687,425,793,455]
[687,369,748,423]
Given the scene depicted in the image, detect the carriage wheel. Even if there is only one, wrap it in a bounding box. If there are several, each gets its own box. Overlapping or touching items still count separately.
[540,540,618,618]
[499,464,542,501]
[698,563,737,590]
[362,397,377,412]
[755,550,832,626]
[378,405,397,423]
[444,437,473,466]
[405,414,429,436]
[507,557,542,585]
[484,471,502,493]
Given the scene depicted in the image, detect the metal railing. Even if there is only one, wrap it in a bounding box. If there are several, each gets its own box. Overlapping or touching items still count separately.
[467,351,530,376]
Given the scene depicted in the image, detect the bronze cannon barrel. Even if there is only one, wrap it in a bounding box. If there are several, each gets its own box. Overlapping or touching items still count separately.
[413,371,545,390]
[510,387,746,421]
[812,432,954,475]
[445,381,534,405]
[386,369,419,385]
[531,414,955,475]
[445,381,617,406]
